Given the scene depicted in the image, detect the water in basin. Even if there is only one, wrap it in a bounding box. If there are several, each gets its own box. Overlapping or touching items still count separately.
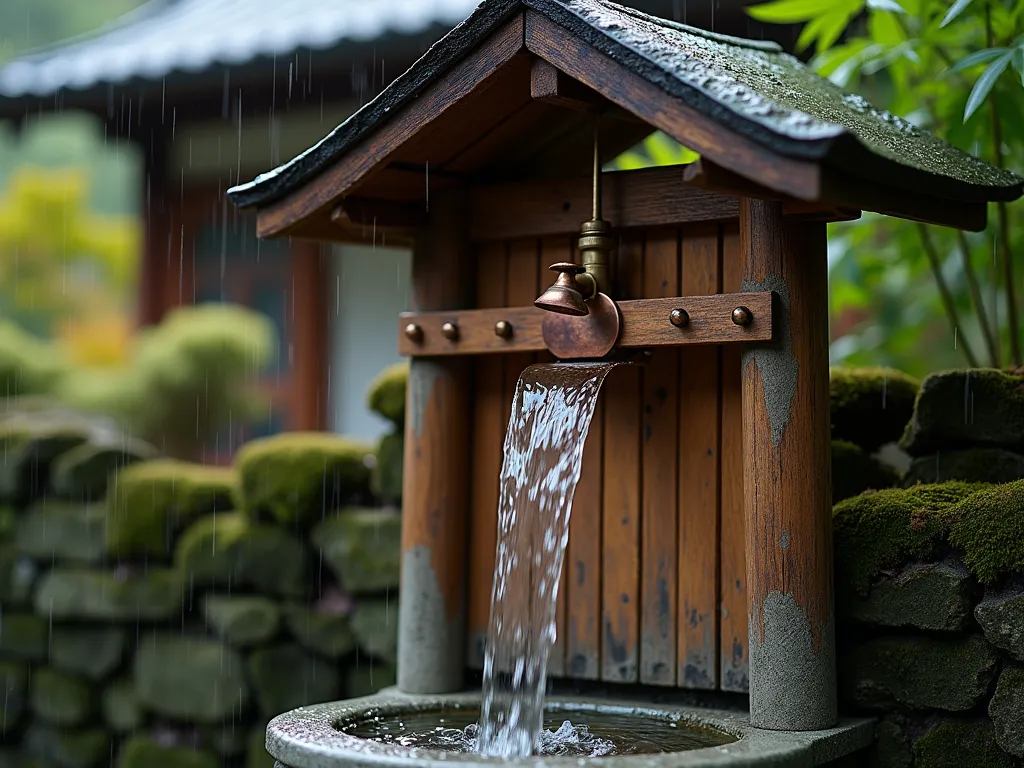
[341,706,737,756]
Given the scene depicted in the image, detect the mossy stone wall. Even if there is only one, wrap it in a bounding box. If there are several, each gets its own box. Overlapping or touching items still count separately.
[0,399,401,768]
[836,368,1024,766]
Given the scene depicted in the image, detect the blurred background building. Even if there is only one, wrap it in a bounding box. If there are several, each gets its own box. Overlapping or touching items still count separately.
[0,0,797,460]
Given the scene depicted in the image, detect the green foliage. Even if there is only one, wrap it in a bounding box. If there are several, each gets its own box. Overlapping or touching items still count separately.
[234,432,373,526]
[609,131,699,171]
[0,321,68,397]
[749,0,1024,374]
[59,304,275,458]
[366,362,408,426]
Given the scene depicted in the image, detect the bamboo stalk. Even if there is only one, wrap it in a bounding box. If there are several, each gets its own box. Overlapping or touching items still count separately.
[957,231,1000,367]
[918,224,979,367]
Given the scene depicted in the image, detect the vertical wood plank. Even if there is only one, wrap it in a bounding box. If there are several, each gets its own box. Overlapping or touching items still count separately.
[601,231,643,683]
[677,223,722,690]
[540,236,574,678]
[291,239,328,431]
[740,200,836,730]
[567,396,603,679]
[398,190,474,694]
[719,223,749,694]
[640,228,679,686]
[466,240,508,668]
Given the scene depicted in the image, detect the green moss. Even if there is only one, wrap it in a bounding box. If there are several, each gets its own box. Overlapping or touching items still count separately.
[107,460,236,559]
[0,544,36,606]
[0,612,48,661]
[117,737,219,768]
[246,725,275,768]
[30,667,94,726]
[313,509,400,594]
[830,367,920,451]
[134,634,249,724]
[234,433,373,525]
[102,677,144,732]
[902,369,1024,455]
[202,595,281,647]
[0,661,28,735]
[50,439,155,500]
[34,567,183,622]
[944,480,1024,584]
[831,439,900,504]
[23,723,108,768]
[175,513,306,597]
[246,644,340,719]
[905,448,1024,486]
[833,482,986,593]
[50,626,126,681]
[350,599,398,663]
[913,720,1012,768]
[0,322,68,398]
[282,604,355,658]
[367,363,408,427]
[0,420,89,504]
[16,500,106,564]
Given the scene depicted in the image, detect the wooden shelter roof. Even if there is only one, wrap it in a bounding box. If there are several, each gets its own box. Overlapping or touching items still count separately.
[228,0,1023,234]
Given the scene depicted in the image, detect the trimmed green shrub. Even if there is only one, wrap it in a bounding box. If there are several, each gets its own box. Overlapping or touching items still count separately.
[106,459,236,559]
[367,362,407,427]
[34,568,183,622]
[371,432,403,503]
[313,509,400,594]
[202,595,281,647]
[0,322,67,398]
[234,433,372,526]
[246,644,340,719]
[30,668,94,726]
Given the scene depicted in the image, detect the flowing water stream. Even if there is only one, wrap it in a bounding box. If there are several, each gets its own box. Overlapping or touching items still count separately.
[475,362,618,758]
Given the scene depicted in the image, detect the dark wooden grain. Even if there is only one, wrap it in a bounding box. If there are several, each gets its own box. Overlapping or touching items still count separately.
[601,231,644,683]
[256,14,526,238]
[470,165,738,242]
[676,224,721,690]
[640,229,680,686]
[531,58,601,112]
[466,240,508,669]
[740,199,835,728]
[718,224,748,694]
[524,13,821,202]
[397,191,474,694]
[567,395,604,680]
[291,240,328,430]
[397,291,773,356]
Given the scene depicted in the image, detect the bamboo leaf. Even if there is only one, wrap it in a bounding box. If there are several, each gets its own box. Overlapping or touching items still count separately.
[963,50,1014,120]
[747,0,845,23]
[867,0,906,13]
[943,47,1007,75]
[940,0,973,27]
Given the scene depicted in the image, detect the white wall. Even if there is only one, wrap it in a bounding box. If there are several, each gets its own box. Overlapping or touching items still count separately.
[328,244,411,441]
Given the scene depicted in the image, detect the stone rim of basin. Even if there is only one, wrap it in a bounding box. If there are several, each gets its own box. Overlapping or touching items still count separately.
[265,690,875,767]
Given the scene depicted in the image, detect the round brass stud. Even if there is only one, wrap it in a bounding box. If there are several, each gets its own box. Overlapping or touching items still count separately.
[669,308,689,328]
[494,320,513,339]
[404,323,424,343]
[441,322,460,341]
[732,306,753,326]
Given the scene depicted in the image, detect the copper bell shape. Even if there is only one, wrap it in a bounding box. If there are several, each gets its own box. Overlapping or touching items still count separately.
[534,262,589,317]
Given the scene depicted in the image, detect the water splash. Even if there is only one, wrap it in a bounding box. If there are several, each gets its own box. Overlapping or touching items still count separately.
[476,362,618,758]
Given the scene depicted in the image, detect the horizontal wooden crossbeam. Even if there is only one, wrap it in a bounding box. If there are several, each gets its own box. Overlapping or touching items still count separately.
[398,291,773,356]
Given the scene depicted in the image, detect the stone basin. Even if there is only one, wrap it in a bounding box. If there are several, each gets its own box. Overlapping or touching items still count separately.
[266,690,874,768]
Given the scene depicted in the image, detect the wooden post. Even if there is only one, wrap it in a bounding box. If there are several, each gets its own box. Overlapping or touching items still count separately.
[740,198,836,731]
[397,190,475,694]
[290,239,328,431]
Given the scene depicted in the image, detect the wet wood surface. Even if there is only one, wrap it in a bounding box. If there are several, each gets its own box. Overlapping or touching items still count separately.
[676,224,722,690]
[640,229,680,686]
[397,291,772,356]
[719,225,749,693]
[466,240,508,668]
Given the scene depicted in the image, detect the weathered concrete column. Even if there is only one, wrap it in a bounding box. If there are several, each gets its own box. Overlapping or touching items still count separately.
[397,190,474,694]
[739,198,837,731]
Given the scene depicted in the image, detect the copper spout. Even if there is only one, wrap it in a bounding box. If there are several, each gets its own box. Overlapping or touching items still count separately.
[535,262,591,316]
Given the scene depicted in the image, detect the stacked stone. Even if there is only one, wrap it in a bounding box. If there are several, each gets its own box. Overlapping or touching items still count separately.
[902,369,1024,486]
[367,363,407,508]
[829,367,917,503]
[0,376,407,768]
[835,415,1024,765]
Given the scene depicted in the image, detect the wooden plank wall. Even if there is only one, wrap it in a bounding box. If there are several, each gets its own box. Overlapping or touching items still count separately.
[464,222,747,693]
